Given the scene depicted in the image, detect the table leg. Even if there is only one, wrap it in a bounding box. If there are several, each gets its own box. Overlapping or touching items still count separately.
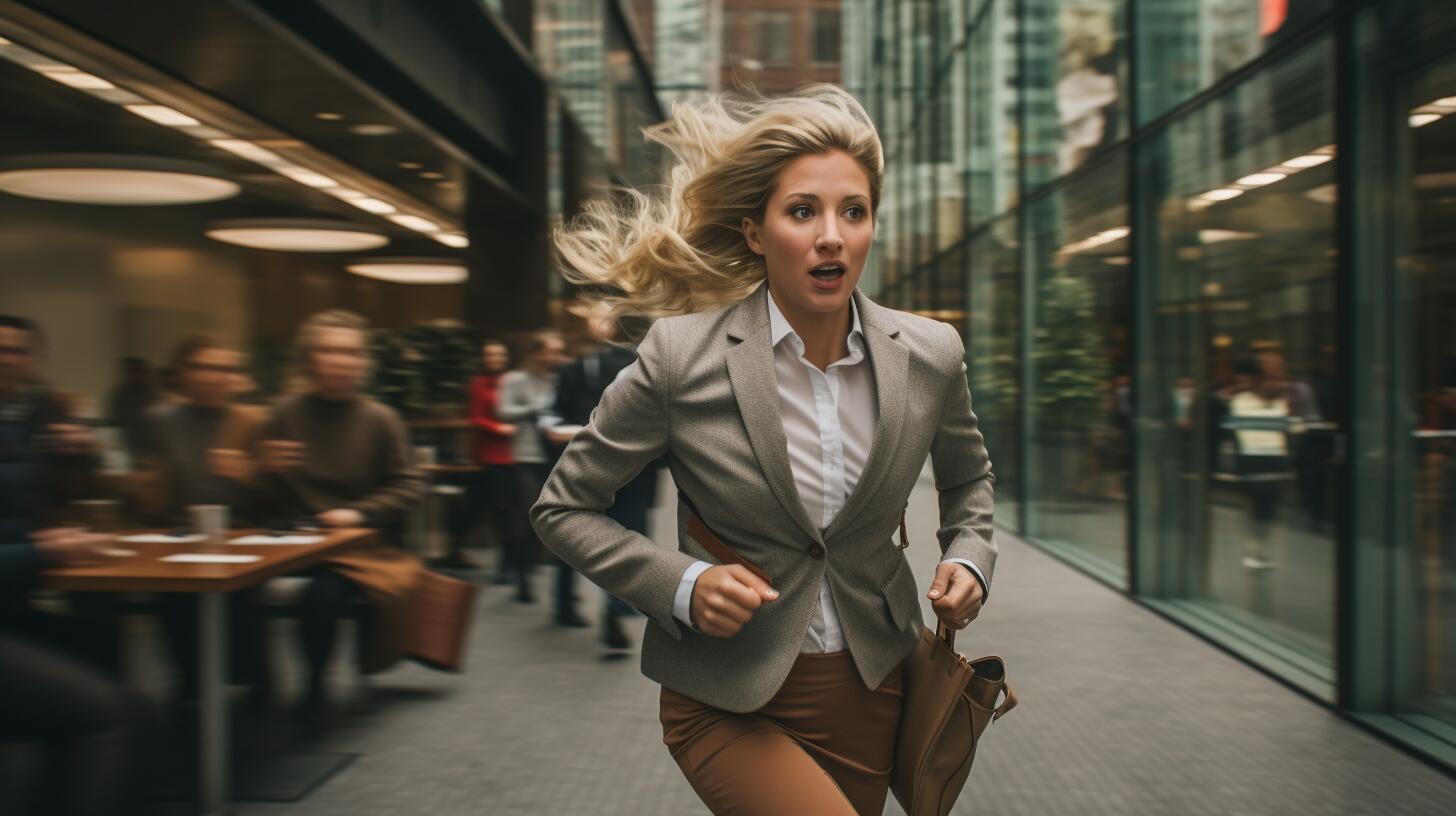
[198,591,230,814]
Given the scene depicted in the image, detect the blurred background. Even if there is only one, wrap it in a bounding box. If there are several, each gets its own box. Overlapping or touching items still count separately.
[0,0,1454,813]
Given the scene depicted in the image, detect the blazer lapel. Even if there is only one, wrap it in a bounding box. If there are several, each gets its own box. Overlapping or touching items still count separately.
[826,290,908,539]
[723,286,823,544]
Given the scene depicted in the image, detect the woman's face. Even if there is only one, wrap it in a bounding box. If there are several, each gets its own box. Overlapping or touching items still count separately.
[482,343,510,374]
[743,149,874,320]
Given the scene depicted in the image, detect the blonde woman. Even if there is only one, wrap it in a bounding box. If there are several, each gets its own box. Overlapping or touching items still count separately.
[532,85,995,815]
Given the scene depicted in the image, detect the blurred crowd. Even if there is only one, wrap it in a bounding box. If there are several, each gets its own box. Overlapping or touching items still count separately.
[0,307,657,814]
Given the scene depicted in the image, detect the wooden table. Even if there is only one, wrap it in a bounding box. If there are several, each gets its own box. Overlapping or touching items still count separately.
[42,528,377,814]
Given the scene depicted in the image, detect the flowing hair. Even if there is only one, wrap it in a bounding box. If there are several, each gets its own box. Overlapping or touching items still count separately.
[554,84,884,327]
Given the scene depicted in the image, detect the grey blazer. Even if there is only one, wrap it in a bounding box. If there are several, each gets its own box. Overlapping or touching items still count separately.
[531,284,995,713]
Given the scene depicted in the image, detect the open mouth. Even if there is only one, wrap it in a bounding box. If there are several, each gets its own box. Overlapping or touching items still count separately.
[809,263,845,281]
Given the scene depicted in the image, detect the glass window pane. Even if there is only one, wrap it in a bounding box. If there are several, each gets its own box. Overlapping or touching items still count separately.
[1135,36,1338,679]
[1025,151,1131,582]
[967,0,1021,226]
[1023,0,1129,190]
[812,9,841,64]
[1136,0,1333,124]
[749,11,793,66]
[968,217,1024,531]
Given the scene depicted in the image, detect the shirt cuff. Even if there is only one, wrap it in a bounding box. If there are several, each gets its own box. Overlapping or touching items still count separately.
[944,557,990,603]
[673,560,714,629]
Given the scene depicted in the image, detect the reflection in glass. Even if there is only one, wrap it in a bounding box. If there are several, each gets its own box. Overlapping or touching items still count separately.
[1023,0,1128,188]
[1396,41,1456,742]
[968,218,1023,531]
[966,0,1020,227]
[1135,38,1337,683]
[1136,0,1331,124]
[1025,153,1130,580]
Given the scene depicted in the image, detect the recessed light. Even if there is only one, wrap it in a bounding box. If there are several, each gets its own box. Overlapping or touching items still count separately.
[432,233,469,249]
[40,68,114,90]
[347,197,397,215]
[349,123,398,136]
[347,258,467,285]
[0,37,11,46]
[388,214,441,232]
[124,104,201,127]
[398,162,423,170]
[1410,112,1442,127]
[437,181,458,190]
[209,139,284,165]
[1236,172,1287,187]
[1200,188,1244,202]
[419,171,444,180]
[274,165,338,189]
[206,219,390,252]
[322,187,367,201]
[1283,153,1332,169]
[0,154,239,205]
[315,112,344,120]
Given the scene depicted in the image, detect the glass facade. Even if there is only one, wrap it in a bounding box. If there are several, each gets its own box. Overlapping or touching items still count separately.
[844,0,1456,770]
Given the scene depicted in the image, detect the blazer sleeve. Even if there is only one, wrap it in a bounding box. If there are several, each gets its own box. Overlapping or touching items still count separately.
[530,320,697,639]
[929,322,997,589]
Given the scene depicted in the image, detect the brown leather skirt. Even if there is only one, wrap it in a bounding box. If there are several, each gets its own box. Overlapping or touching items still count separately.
[660,650,904,816]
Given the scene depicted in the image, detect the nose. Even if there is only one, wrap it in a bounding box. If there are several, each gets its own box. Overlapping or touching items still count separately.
[816,221,844,254]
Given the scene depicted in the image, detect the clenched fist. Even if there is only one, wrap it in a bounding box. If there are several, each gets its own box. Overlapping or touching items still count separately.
[690,564,779,638]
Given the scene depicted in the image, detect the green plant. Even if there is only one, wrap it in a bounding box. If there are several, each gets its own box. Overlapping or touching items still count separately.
[1032,270,1107,431]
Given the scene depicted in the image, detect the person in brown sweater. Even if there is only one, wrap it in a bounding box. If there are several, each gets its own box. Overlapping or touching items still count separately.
[257,310,425,716]
[132,336,274,704]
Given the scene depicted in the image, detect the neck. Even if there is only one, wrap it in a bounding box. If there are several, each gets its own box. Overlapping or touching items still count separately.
[769,287,853,371]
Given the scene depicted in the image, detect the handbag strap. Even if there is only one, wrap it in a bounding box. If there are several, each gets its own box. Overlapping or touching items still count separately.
[994,683,1019,721]
[679,491,772,585]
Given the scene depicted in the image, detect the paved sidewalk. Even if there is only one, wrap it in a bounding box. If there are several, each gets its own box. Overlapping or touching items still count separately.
[231,471,1456,815]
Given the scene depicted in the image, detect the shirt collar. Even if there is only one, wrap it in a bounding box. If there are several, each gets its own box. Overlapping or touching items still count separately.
[766,289,865,356]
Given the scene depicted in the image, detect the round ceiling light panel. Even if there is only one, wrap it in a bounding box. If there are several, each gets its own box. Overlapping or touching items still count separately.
[0,154,239,205]
[205,219,390,252]
[346,257,468,285]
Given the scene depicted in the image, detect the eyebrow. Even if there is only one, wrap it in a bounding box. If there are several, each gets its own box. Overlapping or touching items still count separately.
[782,192,871,204]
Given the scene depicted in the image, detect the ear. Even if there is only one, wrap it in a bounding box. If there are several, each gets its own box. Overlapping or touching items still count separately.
[741,217,765,256]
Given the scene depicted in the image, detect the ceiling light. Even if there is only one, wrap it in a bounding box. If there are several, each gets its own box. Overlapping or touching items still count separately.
[1098,227,1130,241]
[274,165,338,188]
[0,154,238,205]
[432,233,470,249]
[209,139,284,165]
[1199,229,1258,243]
[1200,188,1244,202]
[1409,112,1442,127]
[125,104,200,127]
[322,187,366,201]
[349,123,398,136]
[206,219,389,252]
[1236,172,1286,187]
[0,37,11,46]
[1283,153,1332,169]
[315,112,344,120]
[347,258,467,285]
[347,197,396,214]
[41,68,114,90]
[419,171,444,180]
[1304,184,1337,205]
[388,214,441,232]
[399,162,422,170]
[1103,256,1130,266]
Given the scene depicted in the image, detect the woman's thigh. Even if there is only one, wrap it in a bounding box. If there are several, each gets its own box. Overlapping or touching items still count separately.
[661,688,860,816]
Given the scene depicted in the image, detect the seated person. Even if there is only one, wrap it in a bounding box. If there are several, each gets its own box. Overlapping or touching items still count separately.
[1,527,149,816]
[130,336,271,705]
[256,311,425,717]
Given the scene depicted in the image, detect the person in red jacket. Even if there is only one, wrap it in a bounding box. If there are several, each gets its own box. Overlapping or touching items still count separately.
[468,340,518,580]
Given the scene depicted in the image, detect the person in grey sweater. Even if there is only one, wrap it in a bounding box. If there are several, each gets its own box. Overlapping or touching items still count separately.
[497,331,568,611]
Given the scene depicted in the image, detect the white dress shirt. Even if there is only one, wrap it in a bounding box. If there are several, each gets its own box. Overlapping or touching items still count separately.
[673,292,987,652]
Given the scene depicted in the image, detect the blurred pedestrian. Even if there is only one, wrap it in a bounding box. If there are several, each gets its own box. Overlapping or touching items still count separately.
[497,331,566,610]
[466,340,517,577]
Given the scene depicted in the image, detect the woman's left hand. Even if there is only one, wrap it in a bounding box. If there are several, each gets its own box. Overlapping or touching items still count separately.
[927,562,984,630]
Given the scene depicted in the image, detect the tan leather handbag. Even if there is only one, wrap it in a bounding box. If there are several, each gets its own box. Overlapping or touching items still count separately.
[891,517,1018,816]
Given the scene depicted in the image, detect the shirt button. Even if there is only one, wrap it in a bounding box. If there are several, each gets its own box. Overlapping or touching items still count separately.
[808,543,825,560]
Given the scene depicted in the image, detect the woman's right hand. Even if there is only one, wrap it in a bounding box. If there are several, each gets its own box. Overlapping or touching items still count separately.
[690,564,779,637]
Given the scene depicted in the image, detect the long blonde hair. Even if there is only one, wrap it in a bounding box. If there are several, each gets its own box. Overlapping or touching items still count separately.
[554,84,884,326]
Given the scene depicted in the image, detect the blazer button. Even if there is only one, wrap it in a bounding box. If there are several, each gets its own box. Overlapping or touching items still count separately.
[808,543,825,560]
